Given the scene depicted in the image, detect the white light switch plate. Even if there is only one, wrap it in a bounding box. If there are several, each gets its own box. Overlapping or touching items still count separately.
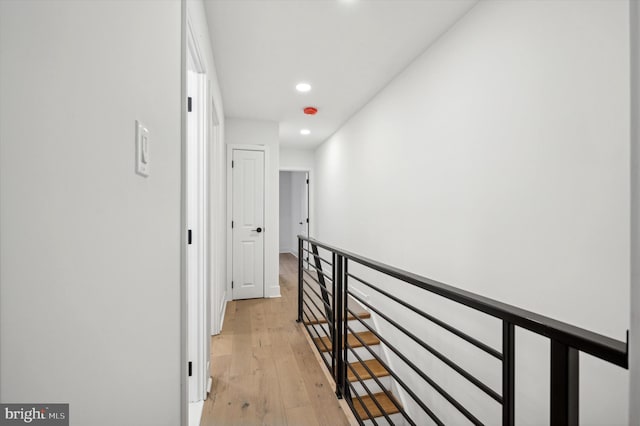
[135,120,149,177]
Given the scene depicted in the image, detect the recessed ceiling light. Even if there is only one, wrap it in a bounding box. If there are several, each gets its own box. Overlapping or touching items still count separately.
[300,129,311,135]
[296,82,311,93]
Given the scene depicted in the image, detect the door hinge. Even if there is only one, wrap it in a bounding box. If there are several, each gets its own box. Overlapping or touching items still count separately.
[231,281,234,289]
[231,160,234,168]
[188,361,192,377]
[187,97,192,112]
[231,221,234,229]
[306,218,309,223]
[188,229,192,245]
[306,178,309,184]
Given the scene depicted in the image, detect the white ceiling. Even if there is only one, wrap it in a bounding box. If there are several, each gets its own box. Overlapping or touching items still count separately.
[204,0,477,149]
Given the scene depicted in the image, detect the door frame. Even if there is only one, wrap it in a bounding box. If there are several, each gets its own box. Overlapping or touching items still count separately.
[185,14,210,405]
[226,145,269,300]
[208,98,222,336]
[279,166,312,243]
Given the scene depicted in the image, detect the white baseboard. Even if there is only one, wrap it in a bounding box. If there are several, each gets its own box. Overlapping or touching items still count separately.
[188,401,204,426]
[266,285,281,298]
[218,298,227,333]
[350,285,370,302]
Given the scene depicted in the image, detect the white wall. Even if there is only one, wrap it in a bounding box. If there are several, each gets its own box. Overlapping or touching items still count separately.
[280,147,316,238]
[186,0,227,335]
[279,172,293,252]
[630,0,639,423]
[0,1,182,425]
[226,118,280,297]
[314,1,629,424]
[280,148,314,171]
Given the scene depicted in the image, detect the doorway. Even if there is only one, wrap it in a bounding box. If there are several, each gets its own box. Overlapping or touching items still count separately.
[279,170,310,256]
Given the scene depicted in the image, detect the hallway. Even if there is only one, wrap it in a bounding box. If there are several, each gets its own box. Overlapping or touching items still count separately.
[200,254,350,426]
[0,1,636,424]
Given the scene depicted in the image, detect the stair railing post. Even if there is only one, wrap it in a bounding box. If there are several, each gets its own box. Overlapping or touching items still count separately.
[342,257,349,401]
[502,321,515,426]
[331,252,337,377]
[550,340,579,426]
[296,237,303,323]
[334,254,344,399]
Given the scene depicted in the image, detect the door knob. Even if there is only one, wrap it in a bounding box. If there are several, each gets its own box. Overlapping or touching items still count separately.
[254,227,263,233]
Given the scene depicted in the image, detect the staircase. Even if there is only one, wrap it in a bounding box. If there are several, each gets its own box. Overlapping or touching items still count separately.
[307,309,406,425]
[297,237,631,426]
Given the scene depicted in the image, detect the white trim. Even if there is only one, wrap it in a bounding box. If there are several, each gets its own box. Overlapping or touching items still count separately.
[180,2,188,424]
[186,15,210,405]
[278,167,312,271]
[208,86,223,336]
[349,286,370,302]
[186,16,206,74]
[226,144,269,301]
[218,298,228,332]
[630,1,639,423]
[188,401,204,426]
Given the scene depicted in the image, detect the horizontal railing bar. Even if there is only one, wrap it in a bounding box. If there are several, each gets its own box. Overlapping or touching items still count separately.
[348,272,502,360]
[347,313,489,424]
[348,291,501,404]
[347,380,378,426]
[302,301,332,346]
[303,270,334,293]
[302,275,334,297]
[302,280,333,313]
[301,293,332,334]
[299,236,627,368]
[303,259,334,282]
[345,360,393,425]
[346,325,444,426]
[302,309,333,370]
[302,286,333,316]
[346,342,415,426]
[303,275,335,300]
[302,247,333,267]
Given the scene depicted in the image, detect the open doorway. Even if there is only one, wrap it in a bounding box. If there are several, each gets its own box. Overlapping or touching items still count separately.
[279,170,309,257]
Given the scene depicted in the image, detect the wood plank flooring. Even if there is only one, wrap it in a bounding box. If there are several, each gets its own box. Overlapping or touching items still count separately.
[200,253,351,426]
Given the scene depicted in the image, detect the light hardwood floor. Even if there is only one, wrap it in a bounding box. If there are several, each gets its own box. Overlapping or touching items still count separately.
[200,253,350,426]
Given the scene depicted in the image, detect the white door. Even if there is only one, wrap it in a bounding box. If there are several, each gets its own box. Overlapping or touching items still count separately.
[232,149,265,300]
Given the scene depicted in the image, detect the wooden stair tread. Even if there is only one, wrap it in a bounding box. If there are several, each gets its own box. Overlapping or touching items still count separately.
[347,359,390,382]
[313,331,380,352]
[353,391,401,420]
[304,312,371,325]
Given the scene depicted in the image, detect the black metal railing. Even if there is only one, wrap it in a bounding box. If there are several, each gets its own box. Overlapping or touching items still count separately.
[295,236,629,426]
